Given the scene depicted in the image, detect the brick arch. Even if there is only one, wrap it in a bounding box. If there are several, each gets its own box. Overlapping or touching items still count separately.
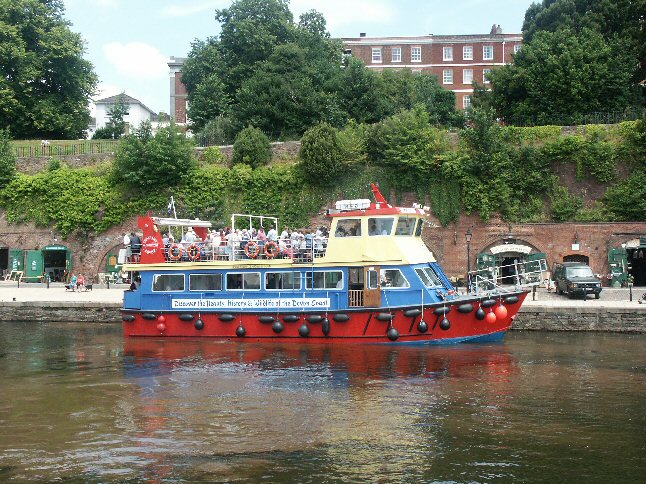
[476,236,546,257]
[94,242,124,282]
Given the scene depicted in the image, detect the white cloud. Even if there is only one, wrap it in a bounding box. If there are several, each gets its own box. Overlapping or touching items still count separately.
[103,42,169,80]
[291,0,395,32]
[162,0,228,17]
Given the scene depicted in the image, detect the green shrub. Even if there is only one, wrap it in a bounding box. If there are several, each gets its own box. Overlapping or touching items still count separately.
[232,126,272,169]
[551,185,584,221]
[202,146,226,165]
[299,123,344,185]
[0,129,16,188]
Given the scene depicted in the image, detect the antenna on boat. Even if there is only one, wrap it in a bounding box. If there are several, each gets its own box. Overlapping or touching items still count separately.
[370,183,391,208]
[167,196,177,219]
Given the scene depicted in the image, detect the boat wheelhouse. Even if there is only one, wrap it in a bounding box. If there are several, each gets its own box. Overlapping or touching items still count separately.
[122,184,544,343]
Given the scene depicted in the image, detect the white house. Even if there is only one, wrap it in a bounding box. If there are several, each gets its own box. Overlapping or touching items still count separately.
[89,93,158,138]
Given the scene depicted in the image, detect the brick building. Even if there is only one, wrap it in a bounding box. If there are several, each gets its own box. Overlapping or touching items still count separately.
[169,56,188,124]
[342,25,521,110]
[168,26,521,121]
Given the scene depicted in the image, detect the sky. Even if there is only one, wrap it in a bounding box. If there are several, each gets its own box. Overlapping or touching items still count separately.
[61,0,538,116]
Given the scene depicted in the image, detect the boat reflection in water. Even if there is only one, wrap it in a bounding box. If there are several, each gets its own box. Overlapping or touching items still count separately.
[121,339,519,480]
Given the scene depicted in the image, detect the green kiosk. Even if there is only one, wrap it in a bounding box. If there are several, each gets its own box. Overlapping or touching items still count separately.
[23,245,72,282]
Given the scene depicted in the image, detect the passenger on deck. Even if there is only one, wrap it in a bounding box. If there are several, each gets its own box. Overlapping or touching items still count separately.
[267,225,278,242]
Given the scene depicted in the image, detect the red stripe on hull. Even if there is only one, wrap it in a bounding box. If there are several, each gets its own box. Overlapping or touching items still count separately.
[122,294,526,343]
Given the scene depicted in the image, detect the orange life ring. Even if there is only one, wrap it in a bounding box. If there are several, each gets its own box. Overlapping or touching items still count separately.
[245,241,260,259]
[264,241,278,259]
[187,243,201,261]
[168,243,183,261]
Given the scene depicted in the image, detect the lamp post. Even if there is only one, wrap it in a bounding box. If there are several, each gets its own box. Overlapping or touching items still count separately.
[465,228,472,293]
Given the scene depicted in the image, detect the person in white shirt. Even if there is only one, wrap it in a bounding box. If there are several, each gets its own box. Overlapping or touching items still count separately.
[267,225,278,242]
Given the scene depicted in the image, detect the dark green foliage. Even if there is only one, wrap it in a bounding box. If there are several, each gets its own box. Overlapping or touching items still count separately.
[0,129,17,187]
[603,167,646,221]
[232,126,272,168]
[112,121,196,191]
[299,123,344,184]
[550,185,584,221]
[0,0,97,138]
[196,116,236,146]
[489,28,634,123]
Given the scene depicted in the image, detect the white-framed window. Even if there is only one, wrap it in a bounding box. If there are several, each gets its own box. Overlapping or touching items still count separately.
[514,44,521,54]
[152,274,184,292]
[483,68,492,83]
[443,46,453,61]
[463,46,473,60]
[391,47,402,62]
[463,95,472,109]
[305,270,343,290]
[189,274,222,291]
[411,46,421,62]
[265,272,301,290]
[226,272,261,290]
[443,69,453,84]
[335,218,362,237]
[483,45,494,60]
[415,267,442,287]
[395,216,417,236]
[380,268,410,288]
[372,47,382,63]
[463,69,473,84]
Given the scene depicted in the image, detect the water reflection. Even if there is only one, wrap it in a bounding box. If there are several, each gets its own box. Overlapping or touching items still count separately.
[0,323,645,482]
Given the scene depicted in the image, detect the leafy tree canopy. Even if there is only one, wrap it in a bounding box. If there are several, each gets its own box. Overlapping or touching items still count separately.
[0,0,97,139]
[488,28,635,122]
[299,122,344,184]
[112,121,196,192]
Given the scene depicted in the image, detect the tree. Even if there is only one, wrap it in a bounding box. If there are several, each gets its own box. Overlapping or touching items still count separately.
[92,93,129,139]
[521,0,646,102]
[215,0,295,96]
[488,28,635,122]
[232,43,342,138]
[232,126,272,168]
[299,123,344,184]
[0,129,16,188]
[0,0,97,139]
[112,121,195,191]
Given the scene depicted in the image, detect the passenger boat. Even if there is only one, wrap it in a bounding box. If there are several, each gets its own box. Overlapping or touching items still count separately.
[122,184,542,343]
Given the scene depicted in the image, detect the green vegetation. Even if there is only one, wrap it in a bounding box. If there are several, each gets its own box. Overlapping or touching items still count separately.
[231,126,272,168]
[0,0,97,139]
[1,110,645,240]
[0,129,17,188]
[111,122,196,192]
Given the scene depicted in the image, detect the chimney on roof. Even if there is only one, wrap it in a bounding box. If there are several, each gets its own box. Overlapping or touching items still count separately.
[359,32,366,37]
[496,24,503,34]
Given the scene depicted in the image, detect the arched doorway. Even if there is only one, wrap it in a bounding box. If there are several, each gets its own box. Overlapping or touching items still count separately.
[563,254,589,264]
[477,239,546,286]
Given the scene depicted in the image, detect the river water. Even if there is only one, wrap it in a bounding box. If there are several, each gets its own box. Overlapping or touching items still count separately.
[0,322,645,482]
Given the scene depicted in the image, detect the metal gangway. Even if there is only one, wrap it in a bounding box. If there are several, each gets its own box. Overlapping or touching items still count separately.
[468,258,548,295]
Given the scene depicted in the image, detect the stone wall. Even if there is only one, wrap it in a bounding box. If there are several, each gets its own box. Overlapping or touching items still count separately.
[514,305,646,332]
[17,153,115,174]
[0,302,121,323]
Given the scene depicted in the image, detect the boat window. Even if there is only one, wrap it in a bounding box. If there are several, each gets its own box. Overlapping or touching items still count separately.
[366,269,378,289]
[395,216,416,236]
[305,270,343,289]
[415,219,424,236]
[335,219,362,237]
[415,267,442,287]
[368,218,394,236]
[152,274,185,292]
[189,274,222,291]
[226,272,261,290]
[265,272,301,290]
[379,268,410,288]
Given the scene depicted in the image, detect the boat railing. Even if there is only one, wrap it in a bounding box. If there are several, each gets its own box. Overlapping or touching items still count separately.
[469,258,548,295]
[128,237,329,264]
